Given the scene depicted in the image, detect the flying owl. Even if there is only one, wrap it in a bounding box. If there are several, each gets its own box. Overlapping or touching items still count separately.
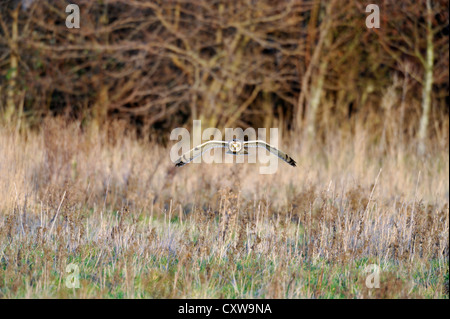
[174,139,296,167]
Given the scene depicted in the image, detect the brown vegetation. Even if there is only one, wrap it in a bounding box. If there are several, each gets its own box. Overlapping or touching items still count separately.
[0,0,448,148]
[0,120,448,298]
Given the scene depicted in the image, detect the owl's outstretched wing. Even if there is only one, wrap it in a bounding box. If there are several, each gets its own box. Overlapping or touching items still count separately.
[174,141,228,167]
[243,140,297,167]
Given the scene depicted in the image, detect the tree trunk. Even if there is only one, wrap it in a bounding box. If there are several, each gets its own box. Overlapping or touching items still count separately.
[306,58,328,139]
[418,0,434,155]
[4,6,19,122]
[295,0,335,140]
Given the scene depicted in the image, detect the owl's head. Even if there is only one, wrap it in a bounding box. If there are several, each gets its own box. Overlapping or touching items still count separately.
[229,139,243,152]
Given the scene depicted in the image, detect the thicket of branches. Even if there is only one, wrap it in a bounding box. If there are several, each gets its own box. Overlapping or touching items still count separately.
[0,0,448,148]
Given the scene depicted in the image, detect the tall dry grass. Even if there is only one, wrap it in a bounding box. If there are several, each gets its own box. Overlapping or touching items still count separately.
[0,117,448,298]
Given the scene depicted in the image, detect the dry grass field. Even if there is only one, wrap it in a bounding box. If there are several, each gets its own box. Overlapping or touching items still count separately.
[0,119,448,298]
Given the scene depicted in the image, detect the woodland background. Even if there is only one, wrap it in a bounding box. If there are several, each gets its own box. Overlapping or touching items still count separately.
[0,0,448,151]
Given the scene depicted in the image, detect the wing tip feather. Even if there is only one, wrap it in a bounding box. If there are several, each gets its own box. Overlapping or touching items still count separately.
[287,158,297,167]
[175,160,186,167]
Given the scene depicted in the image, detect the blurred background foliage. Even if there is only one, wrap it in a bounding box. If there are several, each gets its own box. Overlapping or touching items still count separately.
[0,0,448,149]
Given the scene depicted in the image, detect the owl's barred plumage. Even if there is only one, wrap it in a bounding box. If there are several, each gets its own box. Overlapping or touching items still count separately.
[174,141,228,167]
[174,139,296,167]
